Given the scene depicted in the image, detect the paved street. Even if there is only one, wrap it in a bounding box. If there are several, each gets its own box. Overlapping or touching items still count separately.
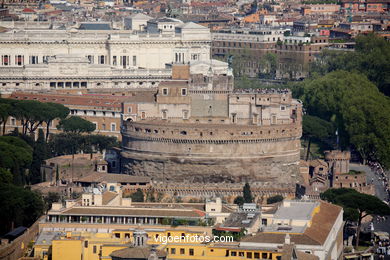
[350,163,390,234]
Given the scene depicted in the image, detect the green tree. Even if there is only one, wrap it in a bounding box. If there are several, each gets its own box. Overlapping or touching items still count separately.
[0,103,12,135]
[243,183,253,203]
[146,188,156,202]
[302,115,334,160]
[0,183,44,235]
[258,53,279,79]
[0,168,13,184]
[30,129,47,184]
[42,103,69,141]
[234,196,245,206]
[130,188,144,202]
[13,100,47,135]
[57,116,96,134]
[298,71,390,167]
[0,136,33,185]
[311,33,390,96]
[55,164,59,183]
[321,188,390,248]
[267,195,284,204]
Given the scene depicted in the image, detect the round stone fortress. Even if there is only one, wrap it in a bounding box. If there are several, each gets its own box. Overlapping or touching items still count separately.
[121,119,302,185]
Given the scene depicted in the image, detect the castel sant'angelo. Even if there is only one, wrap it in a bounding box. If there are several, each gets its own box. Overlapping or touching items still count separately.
[120,65,303,190]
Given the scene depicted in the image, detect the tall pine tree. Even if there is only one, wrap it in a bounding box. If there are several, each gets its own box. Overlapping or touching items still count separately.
[30,129,47,184]
[243,183,253,203]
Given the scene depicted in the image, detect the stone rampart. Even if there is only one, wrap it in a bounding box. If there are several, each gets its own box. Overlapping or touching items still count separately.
[121,120,302,185]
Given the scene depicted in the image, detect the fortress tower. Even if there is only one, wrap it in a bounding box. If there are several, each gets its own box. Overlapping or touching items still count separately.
[120,81,303,187]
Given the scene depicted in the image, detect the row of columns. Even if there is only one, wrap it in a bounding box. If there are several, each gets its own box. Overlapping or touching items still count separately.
[47,215,161,225]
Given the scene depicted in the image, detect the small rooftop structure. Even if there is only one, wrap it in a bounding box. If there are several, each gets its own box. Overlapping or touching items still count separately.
[79,23,111,30]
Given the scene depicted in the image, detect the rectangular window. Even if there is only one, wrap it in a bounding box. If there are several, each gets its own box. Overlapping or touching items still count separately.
[189,249,194,256]
[162,110,167,120]
[247,252,252,258]
[111,123,116,132]
[181,88,187,96]
[113,56,117,66]
[132,55,136,66]
[183,110,188,120]
[271,115,277,124]
[102,124,106,130]
[171,248,176,254]
[180,248,185,255]
[2,55,10,66]
[99,55,105,64]
[254,252,260,259]
[11,118,16,126]
[84,241,88,248]
[15,55,24,66]
[128,107,132,113]
[231,251,237,256]
[191,54,199,60]
[87,55,94,64]
[30,55,38,64]
[50,82,56,88]
[162,88,168,96]
[93,245,97,254]
[121,56,127,68]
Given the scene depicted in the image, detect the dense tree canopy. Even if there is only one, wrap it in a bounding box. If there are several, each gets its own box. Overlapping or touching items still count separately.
[49,133,118,156]
[0,183,44,236]
[311,33,390,96]
[13,100,47,135]
[296,70,390,167]
[0,136,33,185]
[57,116,96,134]
[267,195,284,204]
[130,188,144,202]
[30,129,47,184]
[302,115,334,140]
[42,103,69,141]
[0,103,12,135]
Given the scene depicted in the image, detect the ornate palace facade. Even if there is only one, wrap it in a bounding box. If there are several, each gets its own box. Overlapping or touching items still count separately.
[0,17,229,91]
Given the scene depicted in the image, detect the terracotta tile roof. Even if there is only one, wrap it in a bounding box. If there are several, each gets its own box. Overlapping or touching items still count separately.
[22,8,36,13]
[241,201,342,246]
[62,207,204,218]
[304,201,342,245]
[242,232,320,245]
[10,92,124,109]
[102,191,118,205]
[75,172,150,184]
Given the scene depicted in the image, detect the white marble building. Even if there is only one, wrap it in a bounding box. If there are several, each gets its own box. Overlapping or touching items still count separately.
[0,17,228,91]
